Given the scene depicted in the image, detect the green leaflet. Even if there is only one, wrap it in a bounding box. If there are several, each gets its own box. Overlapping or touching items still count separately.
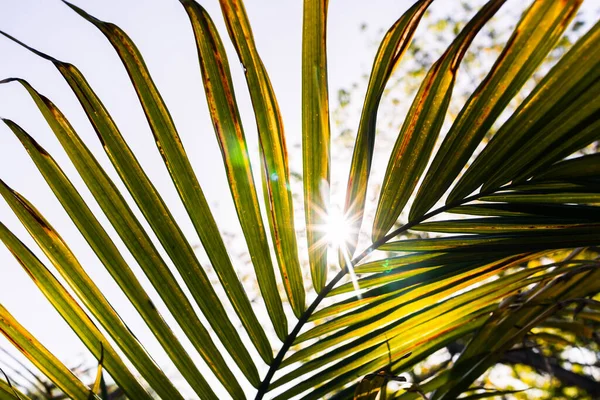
[410,0,581,219]
[575,311,600,323]
[507,181,596,191]
[63,1,271,371]
[510,119,600,185]
[0,223,152,400]
[2,119,222,398]
[344,0,432,256]
[380,235,520,252]
[379,233,600,253]
[0,181,185,400]
[0,78,243,396]
[0,306,98,400]
[180,0,288,342]
[449,20,600,202]
[302,0,331,292]
[541,319,596,338]
[532,154,600,181]
[413,217,600,234]
[528,331,576,347]
[352,251,500,274]
[91,358,103,399]
[480,192,600,204]
[448,203,600,219]
[483,79,600,190]
[372,0,506,241]
[219,0,306,319]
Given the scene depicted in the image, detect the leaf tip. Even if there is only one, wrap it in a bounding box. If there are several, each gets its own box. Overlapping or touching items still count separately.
[0,31,59,63]
[0,77,17,85]
[63,1,104,26]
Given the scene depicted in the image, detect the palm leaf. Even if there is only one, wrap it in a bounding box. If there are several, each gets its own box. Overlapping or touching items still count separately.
[181,0,290,343]
[0,1,598,399]
[449,18,600,201]
[0,222,154,400]
[372,0,505,241]
[532,153,600,181]
[1,118,229,398]
[302,0,331,292]
[0,305,99,400]
[218,0,306,319]
[0,77,250,396]
[344,0,432,256]
[410,0,582,219]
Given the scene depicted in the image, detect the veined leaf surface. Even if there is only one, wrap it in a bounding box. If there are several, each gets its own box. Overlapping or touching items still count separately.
[181,0,288,341]
[344,0,432,256]
[302,0,331,292]
[0,306,98,400]
[411,0,581,219]
[219,0,306,319]
[372,0,506,241]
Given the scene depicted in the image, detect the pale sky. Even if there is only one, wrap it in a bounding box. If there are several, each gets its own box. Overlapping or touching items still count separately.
[0,0,596,398]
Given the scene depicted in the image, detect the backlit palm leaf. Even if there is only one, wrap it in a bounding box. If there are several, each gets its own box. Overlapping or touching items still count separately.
[0,0,598,399]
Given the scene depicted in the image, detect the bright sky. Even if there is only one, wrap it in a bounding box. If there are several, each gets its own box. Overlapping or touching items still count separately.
[0,0,597,398]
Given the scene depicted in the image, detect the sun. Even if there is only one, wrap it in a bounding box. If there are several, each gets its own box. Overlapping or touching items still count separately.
[308,196,362,297]
[323,204,351,249]
[322,204,363,299]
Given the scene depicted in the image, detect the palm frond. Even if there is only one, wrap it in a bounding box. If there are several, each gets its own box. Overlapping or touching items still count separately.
[0,0,598,399]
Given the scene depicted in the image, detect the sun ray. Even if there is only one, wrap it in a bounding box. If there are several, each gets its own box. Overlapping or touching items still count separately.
[339,240,362,300]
